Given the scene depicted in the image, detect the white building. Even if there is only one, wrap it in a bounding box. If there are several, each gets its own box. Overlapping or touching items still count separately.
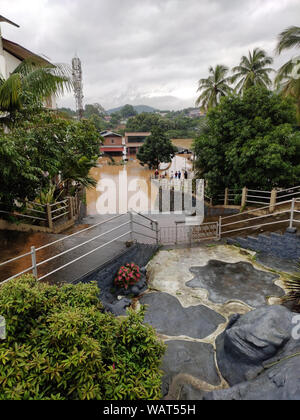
[0,15,56,109]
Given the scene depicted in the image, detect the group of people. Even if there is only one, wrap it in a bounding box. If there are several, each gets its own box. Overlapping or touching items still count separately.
[153,169,189,180]
[170,170,188,180]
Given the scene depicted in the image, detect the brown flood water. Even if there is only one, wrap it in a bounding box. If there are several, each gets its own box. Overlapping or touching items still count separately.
[0,154,193,283]
[86,154,193,215]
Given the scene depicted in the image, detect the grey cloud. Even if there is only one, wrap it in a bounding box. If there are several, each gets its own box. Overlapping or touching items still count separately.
[1,0,299,110]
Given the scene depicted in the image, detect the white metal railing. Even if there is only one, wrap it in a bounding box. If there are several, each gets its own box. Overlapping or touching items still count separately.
[0,211,159,285]
[160,220,219,245]
[1,199,299,284]
[219,198,300,237]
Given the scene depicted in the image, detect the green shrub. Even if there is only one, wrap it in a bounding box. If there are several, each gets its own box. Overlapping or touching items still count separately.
[0,276,165,400]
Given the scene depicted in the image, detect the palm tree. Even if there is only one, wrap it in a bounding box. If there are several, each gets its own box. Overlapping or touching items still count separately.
[275,26,300,122]
[231,48,274,94]
[0,57,71,118]
[196,64,232,111]
[276,26,300,54]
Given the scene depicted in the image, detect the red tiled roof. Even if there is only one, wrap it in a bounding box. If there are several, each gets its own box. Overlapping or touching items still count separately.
[100,147,124,152]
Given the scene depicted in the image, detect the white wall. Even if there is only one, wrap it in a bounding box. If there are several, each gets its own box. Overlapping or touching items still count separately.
[2,49,21,78]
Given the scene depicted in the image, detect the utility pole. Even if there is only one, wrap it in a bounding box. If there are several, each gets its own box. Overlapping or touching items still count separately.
[72,55,84,120]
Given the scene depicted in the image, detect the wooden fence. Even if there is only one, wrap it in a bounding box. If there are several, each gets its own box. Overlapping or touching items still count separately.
[0,194,81,234]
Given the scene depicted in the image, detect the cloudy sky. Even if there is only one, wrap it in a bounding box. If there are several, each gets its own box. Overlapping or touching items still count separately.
[1,0,299,110]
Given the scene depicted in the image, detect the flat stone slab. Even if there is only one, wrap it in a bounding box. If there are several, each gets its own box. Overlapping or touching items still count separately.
[186,260,284,307]
[161,340,221,397]
[141,292,225,339]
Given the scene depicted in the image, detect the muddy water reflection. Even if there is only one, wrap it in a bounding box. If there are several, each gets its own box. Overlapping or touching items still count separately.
[86,154,192,216]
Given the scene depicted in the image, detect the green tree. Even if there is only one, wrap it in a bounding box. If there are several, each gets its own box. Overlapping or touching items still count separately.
[0,276,166,400]
[84,103,106,119]
[196,64,232,111]
[126,112,171,132]
[275,26,300,123]
[231,48,274,94]
[0,111,101,208]
[120,104,137,118]
[137,127,177,169]
[193,87,300,198]
[0,58,71,120]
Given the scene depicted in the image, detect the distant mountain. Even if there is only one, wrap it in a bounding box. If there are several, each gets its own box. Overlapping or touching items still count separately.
[107,105,159,115]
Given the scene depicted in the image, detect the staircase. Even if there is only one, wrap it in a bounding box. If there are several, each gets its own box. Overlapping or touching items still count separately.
[227,230,300,260]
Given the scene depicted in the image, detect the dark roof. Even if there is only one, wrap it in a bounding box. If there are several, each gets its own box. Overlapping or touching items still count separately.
[2,37,51,65]
[0,15,19,27]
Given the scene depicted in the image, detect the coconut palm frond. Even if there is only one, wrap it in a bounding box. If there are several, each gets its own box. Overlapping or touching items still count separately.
[196,64,232,111]
[276,26,300,55]
[0,73,22,111]
[0,58,72,114]
[231,48,274,94]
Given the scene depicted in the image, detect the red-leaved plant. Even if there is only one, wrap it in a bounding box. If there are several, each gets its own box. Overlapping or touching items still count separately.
[115,263,141,290]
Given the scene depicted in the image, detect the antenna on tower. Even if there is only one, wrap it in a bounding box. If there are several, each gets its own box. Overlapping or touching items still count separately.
[72,55,84,120]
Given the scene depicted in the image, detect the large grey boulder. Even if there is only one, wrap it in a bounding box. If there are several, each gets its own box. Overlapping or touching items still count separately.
[216,305,298,386]
[205,356,300,400]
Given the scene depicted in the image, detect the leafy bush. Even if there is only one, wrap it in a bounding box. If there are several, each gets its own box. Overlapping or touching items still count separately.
[0,276,165,400]
[115,263,141,290]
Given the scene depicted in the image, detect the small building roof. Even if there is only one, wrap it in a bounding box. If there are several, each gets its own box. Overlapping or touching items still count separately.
[125,132,151,137]
[2,37,51,65]
[100,130,122,138]
[0,15,19,27]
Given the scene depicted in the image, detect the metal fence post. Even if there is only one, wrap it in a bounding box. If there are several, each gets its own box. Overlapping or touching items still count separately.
[31,246,38,278]
[155,221,159,245]
[175,222,178,245]
[289,198,296,229]
[129,212,134,241]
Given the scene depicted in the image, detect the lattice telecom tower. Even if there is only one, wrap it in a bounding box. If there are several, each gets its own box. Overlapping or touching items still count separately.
[72,56,84,119]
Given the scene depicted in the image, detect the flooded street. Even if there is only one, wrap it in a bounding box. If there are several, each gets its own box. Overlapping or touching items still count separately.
[86,154,193,216]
